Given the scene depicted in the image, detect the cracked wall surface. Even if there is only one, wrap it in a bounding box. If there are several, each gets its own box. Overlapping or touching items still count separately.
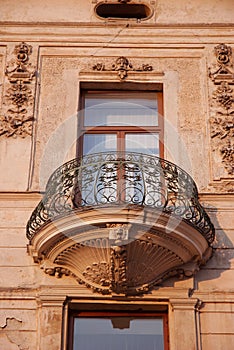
[0,317,28,350]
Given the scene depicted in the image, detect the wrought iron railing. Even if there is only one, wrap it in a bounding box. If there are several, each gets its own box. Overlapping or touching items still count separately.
[26,152,215,243]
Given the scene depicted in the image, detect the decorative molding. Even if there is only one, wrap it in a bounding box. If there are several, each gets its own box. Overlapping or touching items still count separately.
[5,42,35,82]
[83,261,110,287]
[210,114,234,175]
[212,82,234,113]
[37,228,211,295]
[41,262,72,278]
[28,200,213,295]
[220,140,234,175]
[51,237,182,295]
[41,236,208,295]
[209,43,234,84]
[210,115,234,141]
[110,244,127,294]
[209,44,234,177]
[118,0,131,3]
[93,56,153,81]
[0,42,36,138]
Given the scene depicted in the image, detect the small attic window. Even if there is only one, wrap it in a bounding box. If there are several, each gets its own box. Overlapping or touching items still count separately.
[95,2,152,20]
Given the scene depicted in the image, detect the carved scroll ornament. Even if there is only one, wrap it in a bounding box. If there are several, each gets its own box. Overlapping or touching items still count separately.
[209,44,234,176]
[0,42,36,138]
[93,56,153,80]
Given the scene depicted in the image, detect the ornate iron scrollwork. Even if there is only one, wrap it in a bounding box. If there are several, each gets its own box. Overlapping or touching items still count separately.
[26,152,215,244]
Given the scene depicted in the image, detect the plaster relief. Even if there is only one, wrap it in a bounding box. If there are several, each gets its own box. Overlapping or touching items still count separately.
[0,42,36,138]
[31,213,212,297]
[93,56,153,80]
[212,82,234,113]
[209,43,234,84]
[209,43,234,178]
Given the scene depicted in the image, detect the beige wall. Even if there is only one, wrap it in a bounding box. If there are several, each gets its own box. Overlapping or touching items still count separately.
[0,0,233,24]
[0,1,233,349]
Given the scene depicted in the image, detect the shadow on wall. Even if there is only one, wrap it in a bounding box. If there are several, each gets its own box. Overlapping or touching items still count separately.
[159,203,233,292]
[194,203,233,289]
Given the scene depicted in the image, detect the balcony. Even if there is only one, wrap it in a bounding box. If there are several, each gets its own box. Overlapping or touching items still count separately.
[27,152,215,295]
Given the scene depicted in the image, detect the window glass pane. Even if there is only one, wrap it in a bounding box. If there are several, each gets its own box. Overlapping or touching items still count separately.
[84,92,158,126]
[83,134,117,155]
[73,317,164,350]
[125,133,159,155]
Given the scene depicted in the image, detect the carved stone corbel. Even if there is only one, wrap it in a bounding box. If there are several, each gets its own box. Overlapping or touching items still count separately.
[27,202,213,296]
[0,42,36,138]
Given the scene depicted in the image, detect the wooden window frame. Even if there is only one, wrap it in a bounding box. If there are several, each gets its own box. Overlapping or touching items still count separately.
[77,89,164,158]
[68,309,169,350]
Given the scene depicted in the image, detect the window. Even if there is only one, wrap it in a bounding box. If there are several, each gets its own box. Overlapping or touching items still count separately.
[67,306,169,350]
[95,3,153,21]
[73,86,164,207]
[78,89,163,158]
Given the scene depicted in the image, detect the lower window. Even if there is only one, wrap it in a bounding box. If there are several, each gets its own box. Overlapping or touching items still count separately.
[68,310,169,350]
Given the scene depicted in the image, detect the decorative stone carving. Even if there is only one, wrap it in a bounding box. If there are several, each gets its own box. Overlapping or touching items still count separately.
[209,44,234,177]
[208,180,234,193]
[110,244,127,293]
[52,237,183,295]
[212,82,234,113]
[209,43,234,84]
[0,42,36,138]
[108,223,129,241]
[220,141,234,175]
[210,115,234,175]
[93,56,153,80]
[215,43,232,64]
[27,187,213,295]
[83,261,110,287]
[43,234,208,295]
[210,115,234,140]
[5,42,35,83]
[40,261,71,278]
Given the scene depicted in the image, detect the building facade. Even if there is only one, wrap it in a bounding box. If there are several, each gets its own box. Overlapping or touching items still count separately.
[0,1,234,349]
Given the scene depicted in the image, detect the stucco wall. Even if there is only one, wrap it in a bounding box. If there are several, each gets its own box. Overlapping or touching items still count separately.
[0,0,233,24]
[0,1,234,349]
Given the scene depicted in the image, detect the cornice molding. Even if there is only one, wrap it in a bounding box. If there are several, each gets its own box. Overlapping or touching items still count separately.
[0,22,234,28]
[0,192,42,201]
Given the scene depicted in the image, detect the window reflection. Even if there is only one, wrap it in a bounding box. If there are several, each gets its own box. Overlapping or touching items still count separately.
[84,92,158,127]
[125,133,159,155]
[83,134,117,154]
[73,317,164,350]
